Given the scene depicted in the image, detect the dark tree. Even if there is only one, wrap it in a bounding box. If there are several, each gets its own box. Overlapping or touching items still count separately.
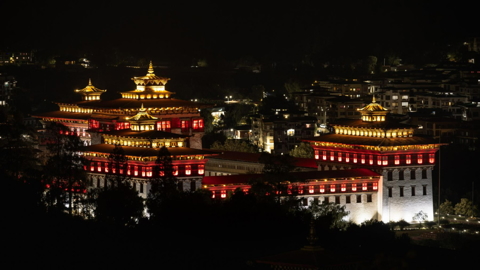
[93,145,144,226]
[43,122,86,215]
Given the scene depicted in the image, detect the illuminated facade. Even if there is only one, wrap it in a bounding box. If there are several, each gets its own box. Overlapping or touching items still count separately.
[35,62,215,197]
[203,169,382,224]
[304,97,444,222]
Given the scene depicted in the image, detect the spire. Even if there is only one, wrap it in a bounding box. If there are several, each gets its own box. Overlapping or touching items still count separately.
[88,78,92,86]
[147,61,155,76]
[372,94,376,103]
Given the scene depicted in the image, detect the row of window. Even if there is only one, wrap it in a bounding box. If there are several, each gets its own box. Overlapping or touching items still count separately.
[386,169,428,181]
[302,194,373,205]
[91,178,198,193]
[387,185,427,197]
[86,162,204,177]
[314,151,435,166]
[300,182,378,194]
[88,118,204,132]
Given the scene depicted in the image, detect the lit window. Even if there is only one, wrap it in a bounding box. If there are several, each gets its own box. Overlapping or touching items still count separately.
[353,153,357,163]
[345,153,350,162]
[309,185,315,194]
[417,154,423,164]
[341,184,346,192]
[395,155,400,165]
[90,162,95,172]
[314,150,319,160]
[330,184,336,192]
[362,182,368,191]
[373,182,378,190]
[382,156,388,165]
[287,129,295,136]
[212,191,216,199]
[298,187,303,194]
[221,190,227,198]
[429,153,435,163]
[198,164,204,175]
[352,183,357,192]
[185,165,191,175]
[361,154,365,164]
[322,151,327,160]
[369,155,374,165]
[406,155,411,164]
[330,151,335,161]
[134,166,139,176]
[338,152,342,162]
[104,162,109,173]
[97,162,102,172]
[377,156,382,166]
[320,185,325,193]
[127,165,131,175]
[173,166,178,176]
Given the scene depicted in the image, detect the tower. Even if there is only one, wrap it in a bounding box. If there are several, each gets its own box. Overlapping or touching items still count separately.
[305,97,444,222]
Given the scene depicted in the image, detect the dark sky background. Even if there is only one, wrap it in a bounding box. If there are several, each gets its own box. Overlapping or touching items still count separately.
[1,1,478,65]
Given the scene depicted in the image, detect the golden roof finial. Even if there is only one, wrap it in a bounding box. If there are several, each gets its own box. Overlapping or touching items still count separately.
[372,94,376,103]
[147,61,155,76]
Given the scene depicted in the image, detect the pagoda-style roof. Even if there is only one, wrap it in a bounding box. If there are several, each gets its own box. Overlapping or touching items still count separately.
[304,134,439,147]
[357,97,388,112]
[86,144,218,157]
[131,61,170,86]
[126,104,158,121]
[75,79,106,94]
[72,98,207,110]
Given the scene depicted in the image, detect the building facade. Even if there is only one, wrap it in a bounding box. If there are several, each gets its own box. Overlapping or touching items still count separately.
[304,97,444,222]
[34,62,216,197]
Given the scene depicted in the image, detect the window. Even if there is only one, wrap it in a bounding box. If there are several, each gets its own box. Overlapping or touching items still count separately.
[346,195,351,204]
[314,150,319,159]
[411,186,416,196]
[173,166,178,176]
[309,186,315,194]
[373,182,378,190]
[338,152,342,162]
[361,154,366,164]
[322,151,327,160]
[387,170,393,181]
[388,187,392,197]
[367,194,372,202]
[423,185,427,195]
[319,185,325,193]
[382,156,388,165]
[362,182,368,191]
[330,151,335,161]
[399,186,404,197]
[221,190,227,198]
[356,195,362,203]
[324,197,329,204]
[190,181,196,191]
[410,169,416,180]
[345,153,350,162]
[351,183,357,192]
[394,155,400,165]
[369,155,374,165]
[287,129,295,136]
[335,196,340,204]
[198,164,205,175]
[302,198,308,206]
[422,169,427,179]
[377,156,382,165]
[392,95,398,100]
[140,183,144,193]
[406,154,411,164]
[185,165,191,175]
[341,184,346,192]
[353,153,357,163]
[399,170,404,180]
[417,154,423,164]
[330,184,336,192]
[429,153,435,163]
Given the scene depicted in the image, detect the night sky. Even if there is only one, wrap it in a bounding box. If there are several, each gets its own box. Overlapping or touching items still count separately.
[1,1,478,64]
